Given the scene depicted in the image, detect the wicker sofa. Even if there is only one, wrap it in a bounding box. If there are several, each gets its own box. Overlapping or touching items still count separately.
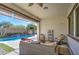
[19,41,57,55]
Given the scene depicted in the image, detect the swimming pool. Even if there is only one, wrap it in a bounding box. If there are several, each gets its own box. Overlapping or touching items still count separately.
[0,34,33,42]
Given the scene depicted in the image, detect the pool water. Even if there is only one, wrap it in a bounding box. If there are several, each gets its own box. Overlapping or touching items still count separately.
[0,34,33,41]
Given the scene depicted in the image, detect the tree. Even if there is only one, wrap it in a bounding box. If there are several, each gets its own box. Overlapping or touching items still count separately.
[26,24,37,34]
[0,21,13,28]
[26,24,37,30]
[15,25,26,30]
[0,21,13,35]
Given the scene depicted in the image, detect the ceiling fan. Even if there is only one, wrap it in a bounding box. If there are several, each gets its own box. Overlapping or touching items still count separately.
[28,3,48,9]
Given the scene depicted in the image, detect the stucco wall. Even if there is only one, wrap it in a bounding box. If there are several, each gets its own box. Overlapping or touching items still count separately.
[40,17,68,38]
[40,4,75,39]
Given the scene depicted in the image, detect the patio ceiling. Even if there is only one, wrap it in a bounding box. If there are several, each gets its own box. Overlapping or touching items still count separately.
[15,3,72,19]
[2,3,73,20]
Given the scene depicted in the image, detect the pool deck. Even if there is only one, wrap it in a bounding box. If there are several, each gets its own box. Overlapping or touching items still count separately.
[0,47,7,55]
[0,35,37,55]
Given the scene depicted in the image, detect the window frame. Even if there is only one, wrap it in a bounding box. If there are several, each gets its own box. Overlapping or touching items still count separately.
[68,3,79,42]
[68,11,74,36]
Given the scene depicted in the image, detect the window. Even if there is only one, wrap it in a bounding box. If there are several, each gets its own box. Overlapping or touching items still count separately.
[68,12,74,36]
[68,4,79,38]
[76,6,79,36]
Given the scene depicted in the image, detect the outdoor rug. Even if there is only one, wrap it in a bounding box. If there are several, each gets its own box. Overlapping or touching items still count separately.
[0,43,15,55]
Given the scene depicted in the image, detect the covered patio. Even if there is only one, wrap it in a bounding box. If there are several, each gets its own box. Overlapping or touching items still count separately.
[0,3,79,55]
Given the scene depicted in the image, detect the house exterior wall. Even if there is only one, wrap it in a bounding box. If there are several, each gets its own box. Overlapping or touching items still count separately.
[40,17,68,39]
[67,4,79,55]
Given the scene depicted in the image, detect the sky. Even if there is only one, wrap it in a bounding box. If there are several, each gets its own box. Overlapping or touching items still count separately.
[0,14,32,26]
